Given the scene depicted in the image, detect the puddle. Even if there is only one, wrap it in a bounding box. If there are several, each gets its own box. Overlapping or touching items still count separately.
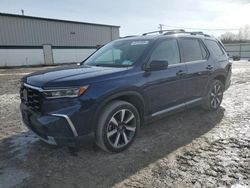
[231,184,249,188]
[0,167,30,188]
[9,133,38,162]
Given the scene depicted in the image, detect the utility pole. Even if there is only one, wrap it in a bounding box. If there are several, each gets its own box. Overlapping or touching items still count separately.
[159,24,164,33]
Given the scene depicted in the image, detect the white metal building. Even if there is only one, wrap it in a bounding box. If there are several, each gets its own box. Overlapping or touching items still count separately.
[0,13,120,67]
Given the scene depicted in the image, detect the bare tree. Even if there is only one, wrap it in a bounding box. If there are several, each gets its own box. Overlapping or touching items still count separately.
[239,25,250,40]
[220,32,237,43]
[220,25,250,43]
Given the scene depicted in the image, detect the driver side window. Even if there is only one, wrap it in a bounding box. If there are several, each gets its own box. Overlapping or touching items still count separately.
[151,39,180,65]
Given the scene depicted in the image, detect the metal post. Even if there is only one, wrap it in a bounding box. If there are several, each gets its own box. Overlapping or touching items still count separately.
[159,24,164,33]
[239,43,242,59]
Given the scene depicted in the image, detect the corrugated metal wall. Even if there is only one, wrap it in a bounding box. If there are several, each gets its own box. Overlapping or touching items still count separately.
[0,49,44,66]
[0,13,120,67]
[0,48,96,67]
[53,49,96,64]
[0,14,120,47]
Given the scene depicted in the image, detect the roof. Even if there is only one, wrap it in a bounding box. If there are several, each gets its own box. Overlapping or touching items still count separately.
[0,12,120,28]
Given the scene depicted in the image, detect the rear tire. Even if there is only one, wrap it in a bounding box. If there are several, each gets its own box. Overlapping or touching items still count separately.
[95,100,140,153]
[202,80,224,111]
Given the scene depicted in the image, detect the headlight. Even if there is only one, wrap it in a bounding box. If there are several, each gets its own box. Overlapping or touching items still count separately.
[43,86,89,99]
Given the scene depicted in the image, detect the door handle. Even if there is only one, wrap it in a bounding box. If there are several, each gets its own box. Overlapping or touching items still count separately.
[206,65,214,70]
[176,70,186,76]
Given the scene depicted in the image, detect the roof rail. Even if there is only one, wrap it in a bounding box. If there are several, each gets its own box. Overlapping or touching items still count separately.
[164,30,210,37]
[190,32,210,37]
[120,35,139,39]
[142,29,210,37]
[142,29,185,36]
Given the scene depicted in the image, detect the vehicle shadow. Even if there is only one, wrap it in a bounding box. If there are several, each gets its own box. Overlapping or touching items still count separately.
[0,107,225,188]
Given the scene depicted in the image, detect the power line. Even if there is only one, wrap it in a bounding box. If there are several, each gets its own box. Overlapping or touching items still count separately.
[160,24,239,31]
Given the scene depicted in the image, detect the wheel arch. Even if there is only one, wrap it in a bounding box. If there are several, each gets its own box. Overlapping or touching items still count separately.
[204,73,226,97]
[91,91,146,132]
[213,74,226,86]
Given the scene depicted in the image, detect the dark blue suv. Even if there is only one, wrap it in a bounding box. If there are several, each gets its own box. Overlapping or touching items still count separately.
[20,30,232,152]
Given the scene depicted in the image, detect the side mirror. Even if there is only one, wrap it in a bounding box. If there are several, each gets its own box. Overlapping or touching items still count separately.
[148,60,168,71]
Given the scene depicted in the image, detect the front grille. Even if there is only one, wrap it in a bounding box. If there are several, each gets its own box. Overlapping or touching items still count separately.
[20,84,43,112]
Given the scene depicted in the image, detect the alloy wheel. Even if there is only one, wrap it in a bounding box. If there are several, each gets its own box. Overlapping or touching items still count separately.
[106,109,136,149]
[210,83,223,109]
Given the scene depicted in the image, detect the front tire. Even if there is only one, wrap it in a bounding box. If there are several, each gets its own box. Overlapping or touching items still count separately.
[202,80,224,111]
[95,100,140,153]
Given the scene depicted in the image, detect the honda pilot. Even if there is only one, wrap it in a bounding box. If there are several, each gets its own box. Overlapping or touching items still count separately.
[20,30,232,152]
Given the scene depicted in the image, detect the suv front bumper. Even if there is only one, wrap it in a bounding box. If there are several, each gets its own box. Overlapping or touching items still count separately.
[20,103,81,145]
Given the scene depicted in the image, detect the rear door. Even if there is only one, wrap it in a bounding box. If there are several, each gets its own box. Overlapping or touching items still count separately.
[179,38,211,101]
[144,39,188,115]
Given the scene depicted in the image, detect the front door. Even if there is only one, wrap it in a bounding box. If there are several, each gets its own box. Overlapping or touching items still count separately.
[144,39,188,115]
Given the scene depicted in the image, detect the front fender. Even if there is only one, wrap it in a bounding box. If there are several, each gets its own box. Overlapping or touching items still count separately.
[90,88,147,132]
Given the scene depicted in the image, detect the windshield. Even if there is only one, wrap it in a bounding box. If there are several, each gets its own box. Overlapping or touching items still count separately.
[84,40,150,67]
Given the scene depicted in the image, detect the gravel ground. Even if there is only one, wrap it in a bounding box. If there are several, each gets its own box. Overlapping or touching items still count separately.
[0,62,249,188]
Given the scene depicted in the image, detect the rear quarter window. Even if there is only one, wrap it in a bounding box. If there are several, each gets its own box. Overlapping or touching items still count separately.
[205,40,224,56]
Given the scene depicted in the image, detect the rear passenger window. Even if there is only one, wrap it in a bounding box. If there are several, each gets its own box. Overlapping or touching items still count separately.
[181,39,206,62]
[205,40,224,56]
[151,39,180,65]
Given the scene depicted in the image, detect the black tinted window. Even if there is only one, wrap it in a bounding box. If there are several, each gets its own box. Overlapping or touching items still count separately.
[181,39,204,62]
[151,39,180,65]
[205,40,224,56]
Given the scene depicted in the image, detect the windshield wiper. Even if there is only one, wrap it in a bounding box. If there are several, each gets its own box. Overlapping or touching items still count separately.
[94,64,108,67]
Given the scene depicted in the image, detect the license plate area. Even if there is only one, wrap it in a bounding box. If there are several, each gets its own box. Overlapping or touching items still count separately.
[21,109,47,140]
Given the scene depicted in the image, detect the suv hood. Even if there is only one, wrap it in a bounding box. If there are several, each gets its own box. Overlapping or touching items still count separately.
[23,65,129,88]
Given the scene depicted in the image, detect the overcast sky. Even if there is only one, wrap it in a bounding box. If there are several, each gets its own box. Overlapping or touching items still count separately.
[1,0,250,37]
